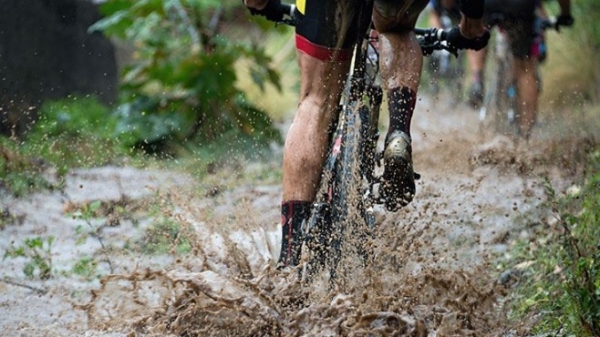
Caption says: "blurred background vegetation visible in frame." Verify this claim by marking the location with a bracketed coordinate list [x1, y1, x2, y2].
[0, 0, 298, 195]
[89, 0, 295, 154]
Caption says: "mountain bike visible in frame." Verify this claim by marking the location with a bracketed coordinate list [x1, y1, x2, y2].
[478, 16, 557, 136]
[271, 4, 458, 283]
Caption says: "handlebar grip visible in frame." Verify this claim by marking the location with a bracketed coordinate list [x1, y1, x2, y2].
[413, 28, 429, 36]
[414, 27, 448, 41]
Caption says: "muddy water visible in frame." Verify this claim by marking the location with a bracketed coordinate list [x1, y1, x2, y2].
[1, 94, 593, 336]
[81, 95, 592, 336]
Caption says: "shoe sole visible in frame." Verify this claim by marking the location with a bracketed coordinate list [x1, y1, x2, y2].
[382, 134, 415, 211]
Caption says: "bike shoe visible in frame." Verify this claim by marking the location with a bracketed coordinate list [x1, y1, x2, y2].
[468, 81, 484, 109]
[380, 131, 415, 211]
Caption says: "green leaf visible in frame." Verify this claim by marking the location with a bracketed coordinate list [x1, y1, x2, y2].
[23, 262, 35, 279]
[88, 10, 132, 39]
[25, 237, 44, 249]
[89, 201, 102, 214]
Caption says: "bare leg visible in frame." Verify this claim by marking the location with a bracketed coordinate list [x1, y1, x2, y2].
[372, 8, 423, 209]
[513, 57, 538, 139]
[277, 52, 350, 268]
[282, 52, 350, 201]
[467, 48, 487, 84]
[378, 31, 423, 96]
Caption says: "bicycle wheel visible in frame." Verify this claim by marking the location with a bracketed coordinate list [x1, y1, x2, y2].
[492, 55, 516, 135]
[479, 30, 517, 137]
[328, 103, 373, 281]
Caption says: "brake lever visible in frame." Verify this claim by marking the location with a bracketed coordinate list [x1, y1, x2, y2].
[445, 43, 459, 57]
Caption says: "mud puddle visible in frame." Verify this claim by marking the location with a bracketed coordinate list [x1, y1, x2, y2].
[0, 93, 594, 336]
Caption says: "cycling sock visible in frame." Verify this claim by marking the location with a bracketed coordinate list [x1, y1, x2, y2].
[387, 87, 416, 140]
[277, 200, 311, 268]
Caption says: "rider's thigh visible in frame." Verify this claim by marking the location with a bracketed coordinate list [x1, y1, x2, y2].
[484, 0, 535, 59]
[505, 19, 535, 60]
[373, 0, 429, 32]
[294, 0, 360, 118]
[296, 51, 350, 119]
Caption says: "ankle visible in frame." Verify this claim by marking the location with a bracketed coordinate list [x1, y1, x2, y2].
[387, 87, 416, 138]
[278, 200, 311, 268]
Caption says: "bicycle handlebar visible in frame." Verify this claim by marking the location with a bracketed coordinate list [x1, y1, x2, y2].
[272, 5, 459, 56]
[413, 28, 458, 56]
[278, 3, 298, 26]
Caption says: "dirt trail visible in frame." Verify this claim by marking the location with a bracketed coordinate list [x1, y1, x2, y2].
[0, 93, 591, 336]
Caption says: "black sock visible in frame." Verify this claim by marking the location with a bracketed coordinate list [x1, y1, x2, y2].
[278, 200, 311, 268]
[387, 87, 416, 140]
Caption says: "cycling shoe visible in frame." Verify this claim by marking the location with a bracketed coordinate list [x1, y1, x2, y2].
[380, 131, 416, 211]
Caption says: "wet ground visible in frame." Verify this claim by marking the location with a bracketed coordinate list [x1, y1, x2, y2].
[0, 93, 594, 336]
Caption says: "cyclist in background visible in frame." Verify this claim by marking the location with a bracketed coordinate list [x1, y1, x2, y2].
[426, 0, 466, 100]
[428, 0, 486, 107]
[243, 0, 489, 268]
[429, 0, 572, 114]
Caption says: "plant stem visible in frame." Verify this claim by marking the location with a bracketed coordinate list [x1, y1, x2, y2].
[1, 277, 47, 295]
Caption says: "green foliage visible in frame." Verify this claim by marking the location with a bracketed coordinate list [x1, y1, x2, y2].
[137, 216, 192, 255]
[0, 137, 55, 197]
[72, 257, 99, 280]
[508, 150, 600, 336]
[27, 97, 134, 175]
[91, 0, 283, 153]
[541, 0, 600, 105]
[68, 200, 115, 273]
[4, 236, 55, 280]
[0, 96, 139, 196]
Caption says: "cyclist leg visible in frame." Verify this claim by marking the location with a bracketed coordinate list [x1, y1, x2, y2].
[277, 0, 368, 268]
[486, 0, 537, 139]
[505, 17, 537, 139]
[466, 47, 487, 108]
[372, 0, 428, 210]
[374, 0, 486, 209]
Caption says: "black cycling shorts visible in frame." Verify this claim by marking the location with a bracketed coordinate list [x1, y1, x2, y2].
[294, 0, 428, 62]
[484, 0, 536, 59]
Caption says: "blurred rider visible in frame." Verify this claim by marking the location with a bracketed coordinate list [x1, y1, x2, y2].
[475, 0, 573, 137]
[429, 0, 573, 117]
[428, 0, 486, 106]
[243, 0, 489, 268]
[426, 0, 465, 98]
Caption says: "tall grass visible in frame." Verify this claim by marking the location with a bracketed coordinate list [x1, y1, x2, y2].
[506, 149, 600, 335]
[539, 0, 600, 110]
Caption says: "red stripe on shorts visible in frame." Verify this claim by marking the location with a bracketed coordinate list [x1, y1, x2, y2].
[295, 34, 353, 62]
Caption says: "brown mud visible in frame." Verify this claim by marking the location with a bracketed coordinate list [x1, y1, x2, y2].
[0, 93, 596, 336]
